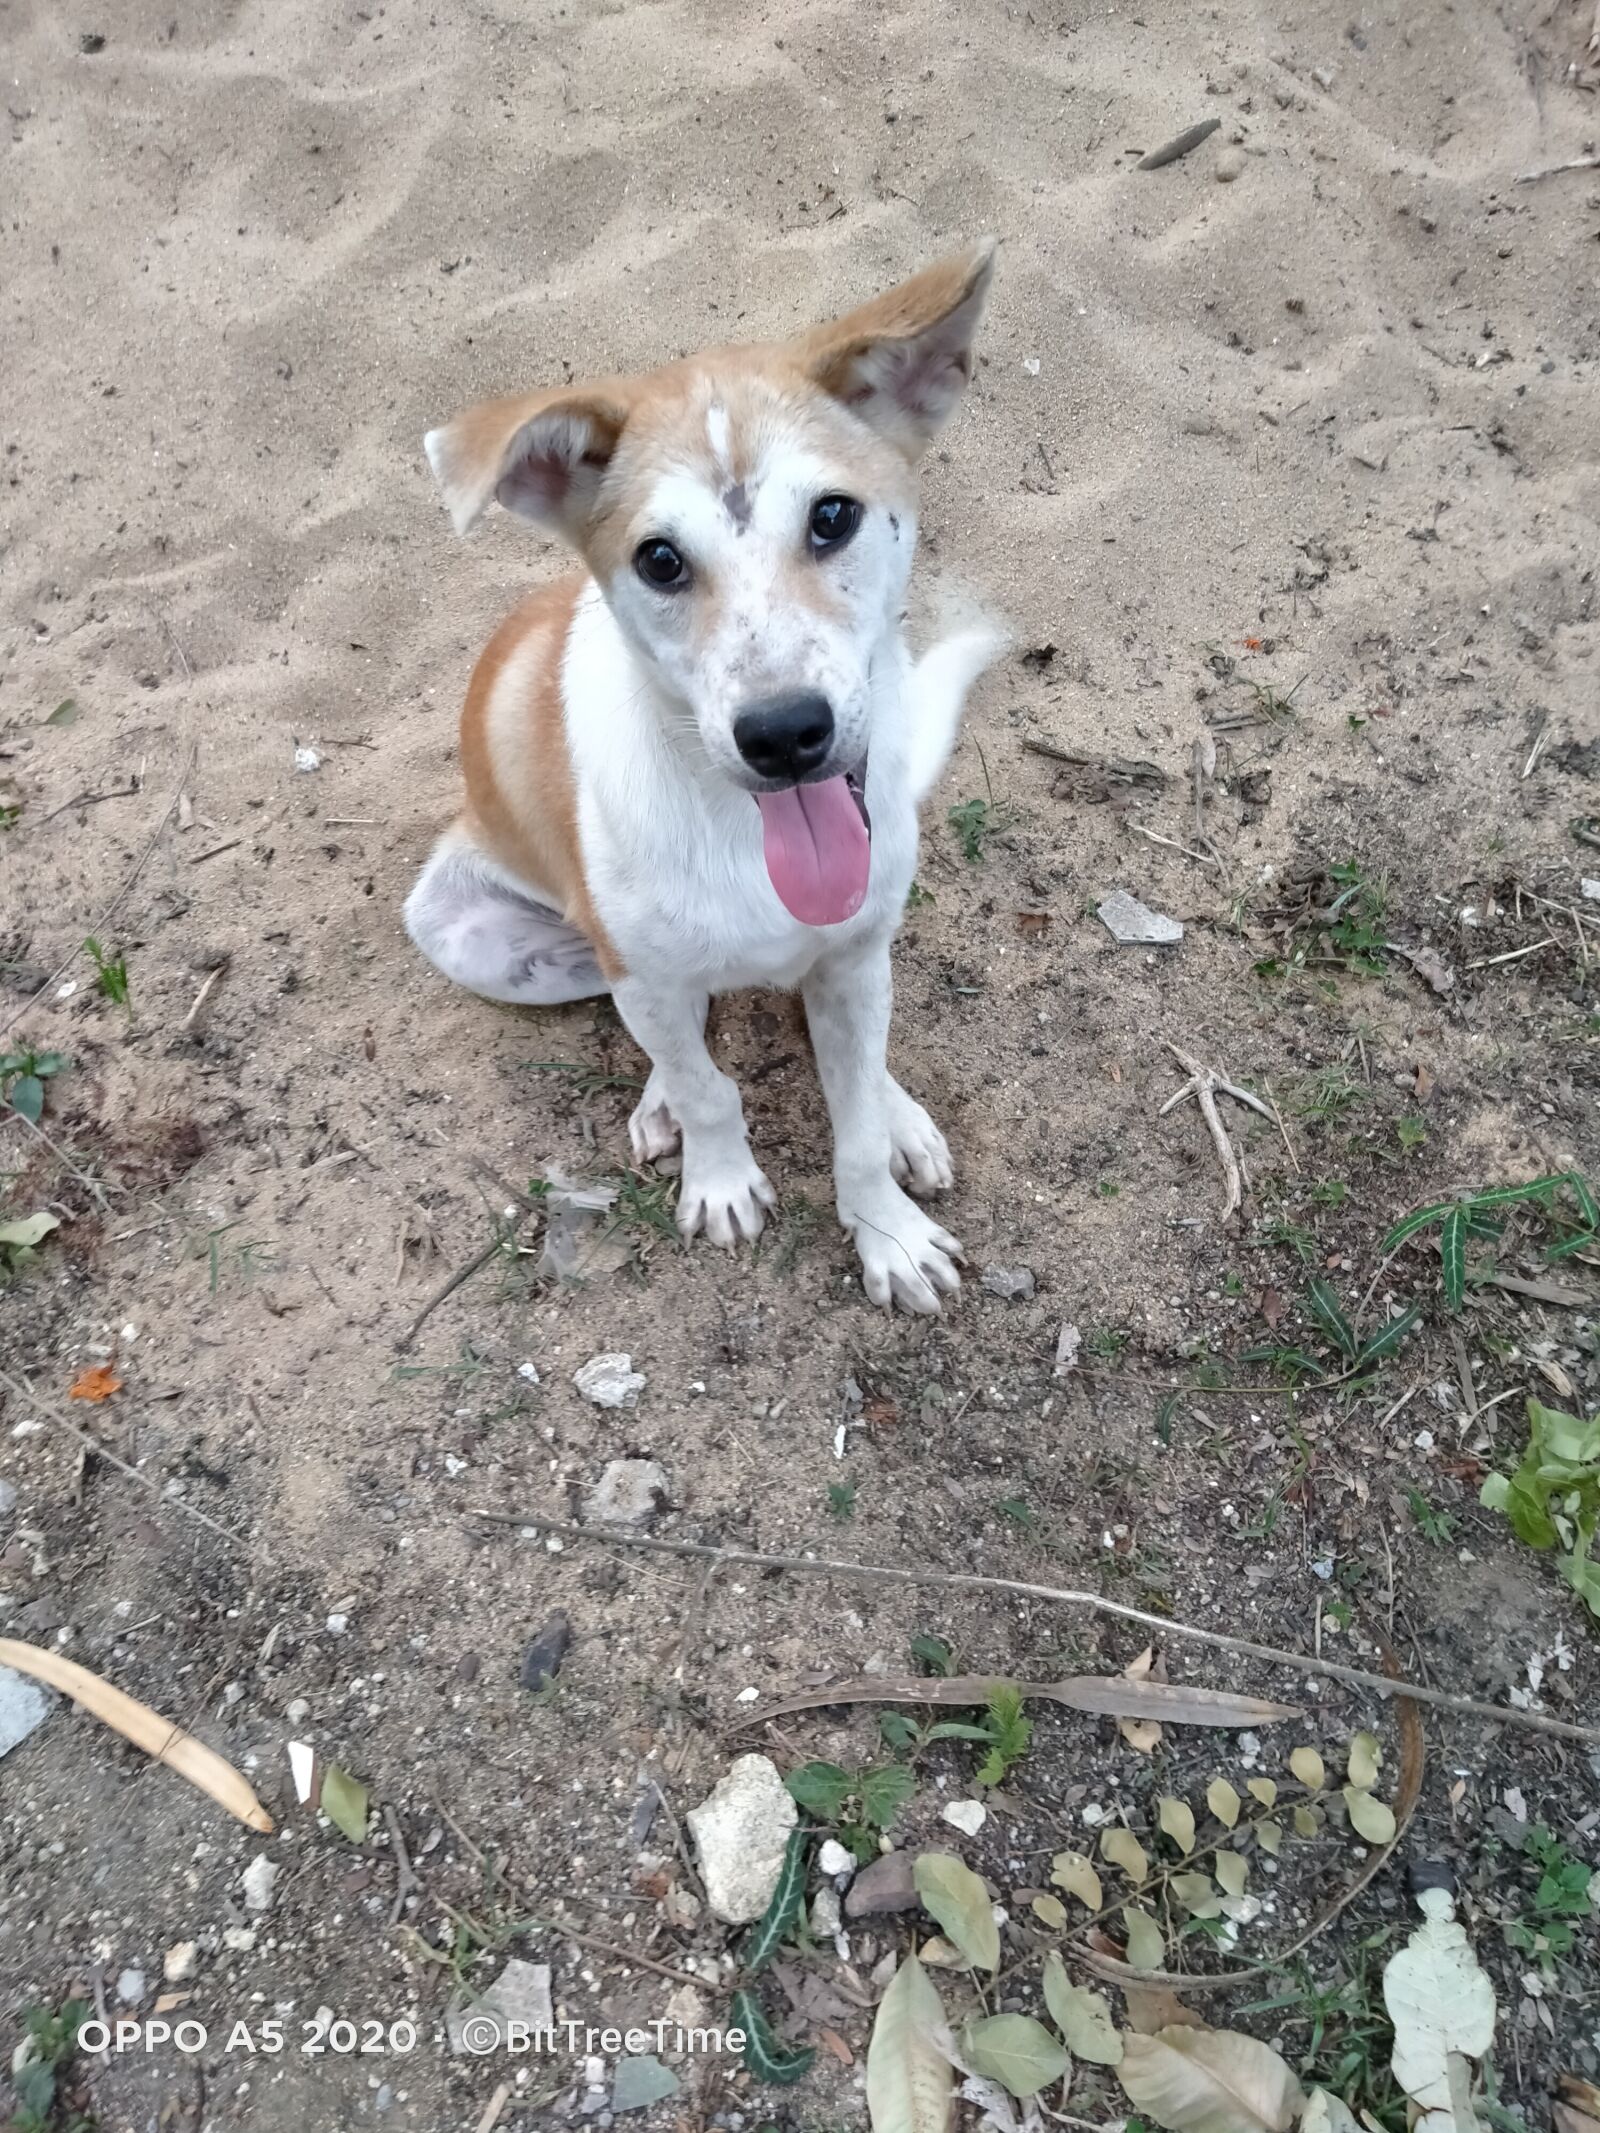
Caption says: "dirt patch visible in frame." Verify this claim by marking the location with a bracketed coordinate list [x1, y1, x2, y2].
[3, 0, 1599, 2129]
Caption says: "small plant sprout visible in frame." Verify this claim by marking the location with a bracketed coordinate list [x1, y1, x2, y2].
[84, 935, 130, 1007]
[0, 1049, 67, 1125]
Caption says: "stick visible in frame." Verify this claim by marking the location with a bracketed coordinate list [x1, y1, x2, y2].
[1467, 937, 1555, 970]
[0, 743, 197, 1040]
[385, 1804, 420, 1926]
[467, 1515, 1600, 1746]
[1126, 823, 1219, 868]
[181, 961, 227, 1033]
[1137, 117, 1221, 169]
[0, 1637, 273, 1830]
[0, 1364, 245, 1550]
[395, 1235, 507, 1351]
[473, 2082, 511, 2133]
[1515, 154, 1600, 182]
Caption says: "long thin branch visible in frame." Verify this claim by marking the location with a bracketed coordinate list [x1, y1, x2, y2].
[0, 1364, 244, 1551]
[1, 743, 198, 1040]
[466, 1515, 1600, 1747]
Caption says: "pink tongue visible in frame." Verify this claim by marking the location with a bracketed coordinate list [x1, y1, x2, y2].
[755, 777, 870, 927]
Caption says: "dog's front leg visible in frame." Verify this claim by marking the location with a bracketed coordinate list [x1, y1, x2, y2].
[611, 978, 775, 1247]
[803, 933, 963, 1314]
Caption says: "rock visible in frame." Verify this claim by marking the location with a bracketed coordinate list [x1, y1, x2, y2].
[844, 1849, 924, 1919]
[942, 1799, 988, 1836]
[222, 1926, 256, 1952]
[240, 1855, 279, 1914]
[612, 2055, 681, 2112]
[810, 1886, 844, 1940]
[284, 1697, 311, 1723]
[1582, 878, 1600, 903]
[0, 1479, 18, 1518]
[574, 1353, 647, 1408]
[0, 1665, 53, 1761]
[981, 1265, 1036, 1301]
[1215, 146, 1246, 181]
[1097, 890, 1183, 946]
[818, 1837, 856, 1879]
[588, 1459, 668, 1526]
[661, 1885, 702, 1931]
[447, 1957, 552, 2051]
[163, 1942, 198, 1984]
[687, 1754, 798, 1923]
[519, 1610, 571, 1693]
[293, 745, 322, 773]
[1054, 1323, 1082, 1376]
[116, 1968, 146, 2005]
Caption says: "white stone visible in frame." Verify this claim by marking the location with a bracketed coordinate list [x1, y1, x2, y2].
[447, 1958, 552, 2052]
[574, 1353, 647, 1408]
[116, 1969, 146, 2005]
[293, 745, 322, 773]
[1097, 890, 1183, 945]
[163, 1942, 199, 1983]
[941, 1799, 988, 1836]
[240, 1854, 279, 1914]
[0, 1666, 53, 1761]
[687, 1754, 798, 1923]
[818, 1837, 856, 1879]
[588, 1459, 668, 1525]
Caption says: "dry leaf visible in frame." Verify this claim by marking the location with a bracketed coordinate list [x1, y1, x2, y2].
[1247, 1778, 1277, 1809]
[1031, 1894, 1068, 1930]
[0, 1637, 271, 1831]
[1158, 1797, 1197, 1855]
[1213, 1852, 1248, 1900]
[1117, 2025, 1305, 2133]
[1101, 1827, 1149, 1881]
[1553, 2109, 1600, 2133]
[914, 1854, 999, 1972]
[1383, 1887, 1496, 2119]
[1207, 1779, 1242, 1830]
[820, 2027, 855, 2067]
[919, 1937, 965, 1968]
[961, 2015, 1070, 2100]
[1301, 2092, 1363, 2132]
[68, 1364, 122, 1404]
[1289, 1747, 1325, 1790]
[1120, 1717, 1164, 1754]
[1347, 1732, 1382, 1788]
[1051, 1851, 1103, 1910]
[1343, 1788, 1397, 1846]
[1122, 1907, 1165, 1971]
[1123, 1987, 1204, 2035]
[866, 1954, 954, 2133]
[1041, 1955, 1122, 2067]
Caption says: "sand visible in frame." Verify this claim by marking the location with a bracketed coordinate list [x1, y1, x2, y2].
[3, 0, 1599, 2124]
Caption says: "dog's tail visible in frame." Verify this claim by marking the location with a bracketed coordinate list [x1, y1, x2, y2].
[906, 624, 1009, 807]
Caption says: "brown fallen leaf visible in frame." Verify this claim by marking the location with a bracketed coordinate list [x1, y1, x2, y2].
[734, 1670, 1298, 1733]
[1553, 2107, 1600, 2133]
[68, 1364, 122, 1404]
[818, 2026, 854, 2067]
[1259, 1288, 1286, 1329]
[1119, 1644, 1165, 1753]
[0, 1638, 273, 1831]
[1119, 2025, 1304, 2133]
[1124, 1984, 1206, 2034]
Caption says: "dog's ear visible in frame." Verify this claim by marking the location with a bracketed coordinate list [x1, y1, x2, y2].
[424, 385, 632, 538]
[796, 240, 995, 458]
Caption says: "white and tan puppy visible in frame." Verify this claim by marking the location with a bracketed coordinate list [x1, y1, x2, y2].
[406, 243, 1002, 1313]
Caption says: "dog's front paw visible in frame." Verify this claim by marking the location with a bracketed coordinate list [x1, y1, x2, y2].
[842, 1182, 963, 1314]
[886, 1082, 954, 1197]
[678, 1146, 777, 1248]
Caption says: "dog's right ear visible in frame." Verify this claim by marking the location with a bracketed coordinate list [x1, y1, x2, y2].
[423, 385, 631, 538]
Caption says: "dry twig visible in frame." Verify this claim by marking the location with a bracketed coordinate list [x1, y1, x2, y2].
[1159, 1043, 1274, 1218]
[467, 1515, 1600, 1747]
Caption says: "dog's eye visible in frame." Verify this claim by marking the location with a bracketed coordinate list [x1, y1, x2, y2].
[635, 538, 689, 589]
[809, 494, 861, 552]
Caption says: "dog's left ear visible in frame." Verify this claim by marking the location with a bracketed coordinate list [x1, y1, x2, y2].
[797, 239, 995, 459]
[424, 383, 632, 538]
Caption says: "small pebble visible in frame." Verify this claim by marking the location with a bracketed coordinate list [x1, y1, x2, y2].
[1215, 147, 1246, 182]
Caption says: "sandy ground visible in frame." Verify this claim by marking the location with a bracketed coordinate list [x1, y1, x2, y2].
[3, 1, 1600, 2128]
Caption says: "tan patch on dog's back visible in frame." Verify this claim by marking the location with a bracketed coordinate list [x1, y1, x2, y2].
[458, 575, 624, 980]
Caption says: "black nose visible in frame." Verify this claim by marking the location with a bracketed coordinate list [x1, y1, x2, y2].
[732, 691, 835, 782]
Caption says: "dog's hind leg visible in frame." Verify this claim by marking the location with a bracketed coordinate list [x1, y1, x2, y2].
[404, 827, 608, 1006]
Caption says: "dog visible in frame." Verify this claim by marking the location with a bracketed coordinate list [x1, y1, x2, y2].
[405, 242, 1002, 1313]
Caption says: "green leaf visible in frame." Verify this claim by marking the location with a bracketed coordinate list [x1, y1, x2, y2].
[880, 1711, 920, 1754]
[319, 1764, 369, 1843]
[1206, 1778, 1242, 1829]
[922, 1721, 996, 1744]
[45, 697, 81, 727]
[1158, 1796, 1197, 1855]
[910, 1632, 955, 1675]
[962, 2015, 1071, 2098]
[1122, 1907, 1165, 1971]
[913, 1851, 999, 1971]
[0, 1210, 61, 1249]
[1566, 1171, 1599, 1229]
[1378, 1202, 1453, 1255]
[743, 1829, 810, 1973]
[1042, 1954, 1123, 2066]
[1343, 1788, 1396, 1845]
[860, 1764, 915, 1832]
[1439, 1205, 1466, 1311]
[1306, 1277, 1357, 1360]
[1355, 1303, 1422, 1369]
[1547, 1229, 1598, 1262]
[975, 1682, 1031, 1785]
[8, 1074, 44, 1124]
[732, 1989, 814, 2087]
[1171, 1871, 1222, 1919]
[785, 1761, 851, 1820]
